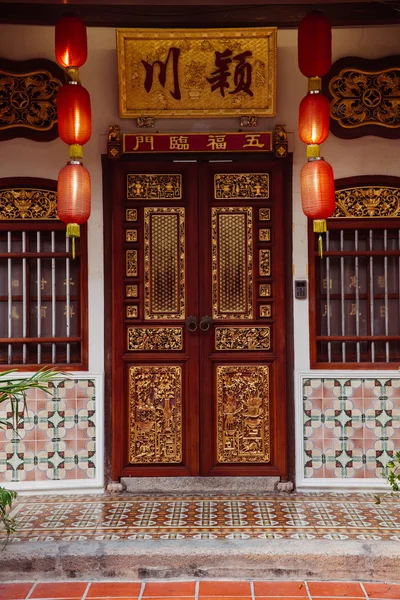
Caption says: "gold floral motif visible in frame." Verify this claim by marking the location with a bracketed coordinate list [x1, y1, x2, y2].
[126, 229, 138, 242]
[126, 250, 138, 277]
[217, 365, 269, 463]
[259, 208, 271, 221]
[144, 207, 185, 320]
[117, 28, 276, 118]
[259, 284, 271, 297]
[129, 365, 182, 463]
[127, 327, 183, 351]
[259, 249, 271, 276]
[126, 306, 138, 318]
[214, 174, 269, 199]
[0, 188, 57, 220]
[259, 228, 270, 241]
[260, 305, 271, 318]
[215, 327, 270, 350]
[0, 69, 62, 132]
[126, 284, 138, 298]
[127, 174, 182, 200]
[332, 186, 400, 218]
[329, 67, 400, 129]
[126, 209, 138, 221]
[212, 207, 253, 320]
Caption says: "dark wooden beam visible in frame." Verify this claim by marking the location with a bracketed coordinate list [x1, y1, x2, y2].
[1, 1, 400, 28]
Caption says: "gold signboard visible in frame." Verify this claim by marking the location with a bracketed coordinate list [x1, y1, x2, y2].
[116, 27, 277, 118]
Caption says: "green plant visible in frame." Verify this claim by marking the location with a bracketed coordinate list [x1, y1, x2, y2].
[375, 451, 400, 504]
[0, 368, 61, 544]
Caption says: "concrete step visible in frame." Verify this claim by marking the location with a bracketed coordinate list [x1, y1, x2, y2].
[120, 476, 281, 493]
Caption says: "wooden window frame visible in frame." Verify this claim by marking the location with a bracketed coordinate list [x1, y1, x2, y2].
[309, 175, 400, 370]
[0, 177, 88, 372]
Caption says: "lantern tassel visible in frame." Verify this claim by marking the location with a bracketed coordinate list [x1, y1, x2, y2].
[313, 219, 327, 259]
[66, 223, 80, 260]
[318, 234, 323, 258]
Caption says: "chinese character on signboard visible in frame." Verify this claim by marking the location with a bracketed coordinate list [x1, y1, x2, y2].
[116, 28, 276, 118]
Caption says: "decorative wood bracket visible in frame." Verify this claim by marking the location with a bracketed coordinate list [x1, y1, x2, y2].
[274, 124, 288, 157]
[107, 125, 121, 159]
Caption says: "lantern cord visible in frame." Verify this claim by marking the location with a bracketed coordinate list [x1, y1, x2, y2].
[318, 234, 323, 258]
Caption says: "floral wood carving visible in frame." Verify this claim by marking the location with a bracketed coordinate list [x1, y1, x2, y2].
[0, 188, 58, 220]
[127, 327, 183, 351]
[332, 186, 400, 218]
[323, 55, 400, 139]
[215, 327, 271, 351]
[0, 58, 65, 141]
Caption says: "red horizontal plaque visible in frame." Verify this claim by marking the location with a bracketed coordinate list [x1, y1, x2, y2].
[122, 132, 272, 153]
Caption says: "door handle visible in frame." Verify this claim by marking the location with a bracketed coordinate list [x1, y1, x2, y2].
[185, 315, 198, 332]
[200, 315, 213, 332]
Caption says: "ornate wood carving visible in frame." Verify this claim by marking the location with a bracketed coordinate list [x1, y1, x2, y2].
[126, 229, 138, 242]
[0, 58, 65, 142]
[274, 124, 288, 157]
[212, 206, 253, 320]
[214, 173, 269, 199]
[129, 365, 182, 463]
[126, 285, 138, 298]
[215, 327, 270, 350]
[127, 327, 183, 351]
[324, 56, 400, 139]
[259, 208, 271, 221]
[217, 365, 270, 463]
[332, 186, 400, 218]
[260, 305, 271, 317]
[144, 207, 185, 320]
[126, 209, 138, 222]
[259, 284, 271, 297]
[259, 249, 271, 276]
[126, 250, 138, 277]
[126, 306, 138, 318]
[127, 174, 182, 200]
[259, 228, 270, 241]
[0, 187, 58, 220]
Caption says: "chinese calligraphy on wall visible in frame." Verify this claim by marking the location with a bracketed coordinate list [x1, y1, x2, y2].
[117, 28, 277, 118]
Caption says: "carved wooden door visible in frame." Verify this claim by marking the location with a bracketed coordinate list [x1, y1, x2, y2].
[110, 159, 288, 479]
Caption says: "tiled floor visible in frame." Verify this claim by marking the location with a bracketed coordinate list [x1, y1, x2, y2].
[1, 580, 400, 600]
[1, 491, 399, 543]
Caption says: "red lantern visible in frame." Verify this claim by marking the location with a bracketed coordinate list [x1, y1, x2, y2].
[57, 161, 91, 257]
[300, 158, 335, 225]
[298, 11, 332, 78]
[55, 15, 87, 69]
[299, 92, 330, 146]
[56, 82, 92, 147]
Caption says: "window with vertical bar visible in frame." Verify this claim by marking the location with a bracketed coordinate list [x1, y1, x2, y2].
[309, 178, 400, 369]
[0, 180, 87, 371]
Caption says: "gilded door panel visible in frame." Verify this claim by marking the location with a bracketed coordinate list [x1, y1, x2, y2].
[129, 365, 182, 463]
[216, 365, 270, 463]
[212, 207, 253, 320]
[144, 207, 185, 320]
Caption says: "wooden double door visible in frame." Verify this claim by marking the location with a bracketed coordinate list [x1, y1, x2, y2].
[109, 157, 289, 479]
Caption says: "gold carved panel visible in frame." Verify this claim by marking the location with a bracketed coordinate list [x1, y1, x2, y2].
[215, 327, 270, 350]
[212, 207, 253, 320]
[126, 229, 138, 242]
[0, 58, 63, 141]
[260, 305, 271, 318]
[117, 27, 276, 118]
[259, 249, 271, 276]
[259, 284, 271, 297]
[214, 174, 269, 199]
[259, 228, 270, 241]
[332, 186, 400, 218]
[259, 208, 271, 221]
[129, 365, 182, 463]
[126, 284, 138, 298]
[127, 174, 182, 200]
[126, 209, 138, 221]
[217, 365, 270, 463]
[0, 188, 57, 220]
[126, 306, 138, 318]
[126, 250, 138, 277]
[144, 207, 185, 320]
[127, 327, 183, 351]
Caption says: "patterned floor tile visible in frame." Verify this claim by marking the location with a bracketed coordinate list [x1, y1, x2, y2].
[1, 492, 399, 543]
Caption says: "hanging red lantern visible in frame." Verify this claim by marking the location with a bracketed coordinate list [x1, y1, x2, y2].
[298, 11, 332, 78]
[299, 91, 330, 151]
[300, 157, 335, 224]
[57, 161, 91, 258]
[56, 82, 92, 157]
[55, 15, 87, 70]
